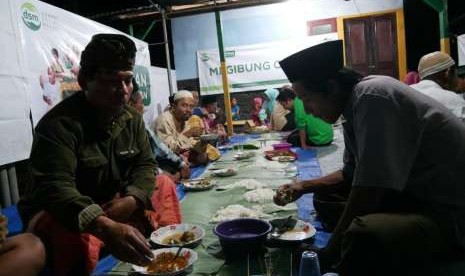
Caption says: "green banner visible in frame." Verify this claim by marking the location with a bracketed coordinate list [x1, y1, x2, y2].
[134, 65, 151, 106]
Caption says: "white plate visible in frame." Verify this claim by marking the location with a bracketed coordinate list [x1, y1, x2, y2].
[132, 248, 197, 275]
[233, 152, 255, 160]
[218, 145, 233, 150]
[272, 220, 316, 241]
[247, 127, 269, 134]
[208, 165, 228, 170]
[182, 179, 215, 191]
[212, 168, 238, 177]
[150, 224, 205, 248]
[271, 156, 296, 162]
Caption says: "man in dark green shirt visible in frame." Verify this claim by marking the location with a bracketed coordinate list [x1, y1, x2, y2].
[19, 34, 156, 274]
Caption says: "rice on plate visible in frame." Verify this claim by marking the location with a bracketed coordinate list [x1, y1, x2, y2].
[210, 204, 271, 223]
[244, 188, 275, 203]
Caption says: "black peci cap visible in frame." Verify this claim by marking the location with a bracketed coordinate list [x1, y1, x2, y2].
[279, 40, 344, 83]
[201, 95, 217, 106]
[80, 33, 137, 73]
[276, 88, 296, 102]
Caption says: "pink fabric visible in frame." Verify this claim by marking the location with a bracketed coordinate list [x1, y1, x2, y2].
[31, 174, 181, 275]
[251, 97, 263, 125]
[146, 174, 182, 229]
[404, 71, 420, 85]
[250, 111, 261, 125]
[33, 212, 103, 275]
[201, 115, 216, 133]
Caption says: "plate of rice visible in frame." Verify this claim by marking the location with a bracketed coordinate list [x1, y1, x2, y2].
[212, 168, 238, 177]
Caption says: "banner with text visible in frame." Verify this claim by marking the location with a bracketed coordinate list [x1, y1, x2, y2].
[459, 34, 465, 66]
[12, 0, 151, 126]
[0, 0, 154, 165]
[197, 33, 338, 95]
[146, 66, 177, 128]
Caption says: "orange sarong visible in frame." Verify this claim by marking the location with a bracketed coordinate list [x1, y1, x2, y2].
[30, 174, 181, 275]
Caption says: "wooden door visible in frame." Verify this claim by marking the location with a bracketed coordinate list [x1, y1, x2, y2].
[344, 17, 371, 76]
[344, 13, 398, 78]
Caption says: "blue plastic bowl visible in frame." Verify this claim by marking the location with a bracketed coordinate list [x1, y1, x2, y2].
[213, 218, 272, 259]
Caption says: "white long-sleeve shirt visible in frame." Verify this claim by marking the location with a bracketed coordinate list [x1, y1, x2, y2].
[411, 80, 465, 118]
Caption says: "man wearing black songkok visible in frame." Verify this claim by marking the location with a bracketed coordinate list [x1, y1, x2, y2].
[274, 40, 465, 275]
[19, 34, 156, 274]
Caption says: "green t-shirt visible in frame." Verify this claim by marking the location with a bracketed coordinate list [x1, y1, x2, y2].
[294, 98, 333, 145]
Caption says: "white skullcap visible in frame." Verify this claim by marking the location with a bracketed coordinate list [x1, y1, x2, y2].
[173, 90, 194, 101]
[418, 51, 455, 79]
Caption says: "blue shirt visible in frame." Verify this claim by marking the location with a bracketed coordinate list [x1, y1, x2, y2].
[231, 105, 240, 120]
[147, 128, 185, 173]
[192, 107, 204, 117]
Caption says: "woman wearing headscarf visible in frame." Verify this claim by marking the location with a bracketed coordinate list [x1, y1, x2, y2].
[259, 88, 279, 124]
[270, 86, 295, 131]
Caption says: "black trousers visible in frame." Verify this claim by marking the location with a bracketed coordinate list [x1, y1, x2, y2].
[313, 182, 463, 276]
[313, 180, 351, 232]
[286, 129, 332, 147]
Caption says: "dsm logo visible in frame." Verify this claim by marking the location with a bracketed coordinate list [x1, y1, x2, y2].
[21, 2, 41, 31]
[200, 53, 209, 62]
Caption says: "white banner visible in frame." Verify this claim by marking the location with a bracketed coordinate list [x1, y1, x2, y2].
[145, 67, 177, 128]
[0, 0, 33, 166]
[12, 0, 151, 126]
[458, 34, 465, 66]
[197, 33, 338, 95]
[0, 0, 155, 165]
